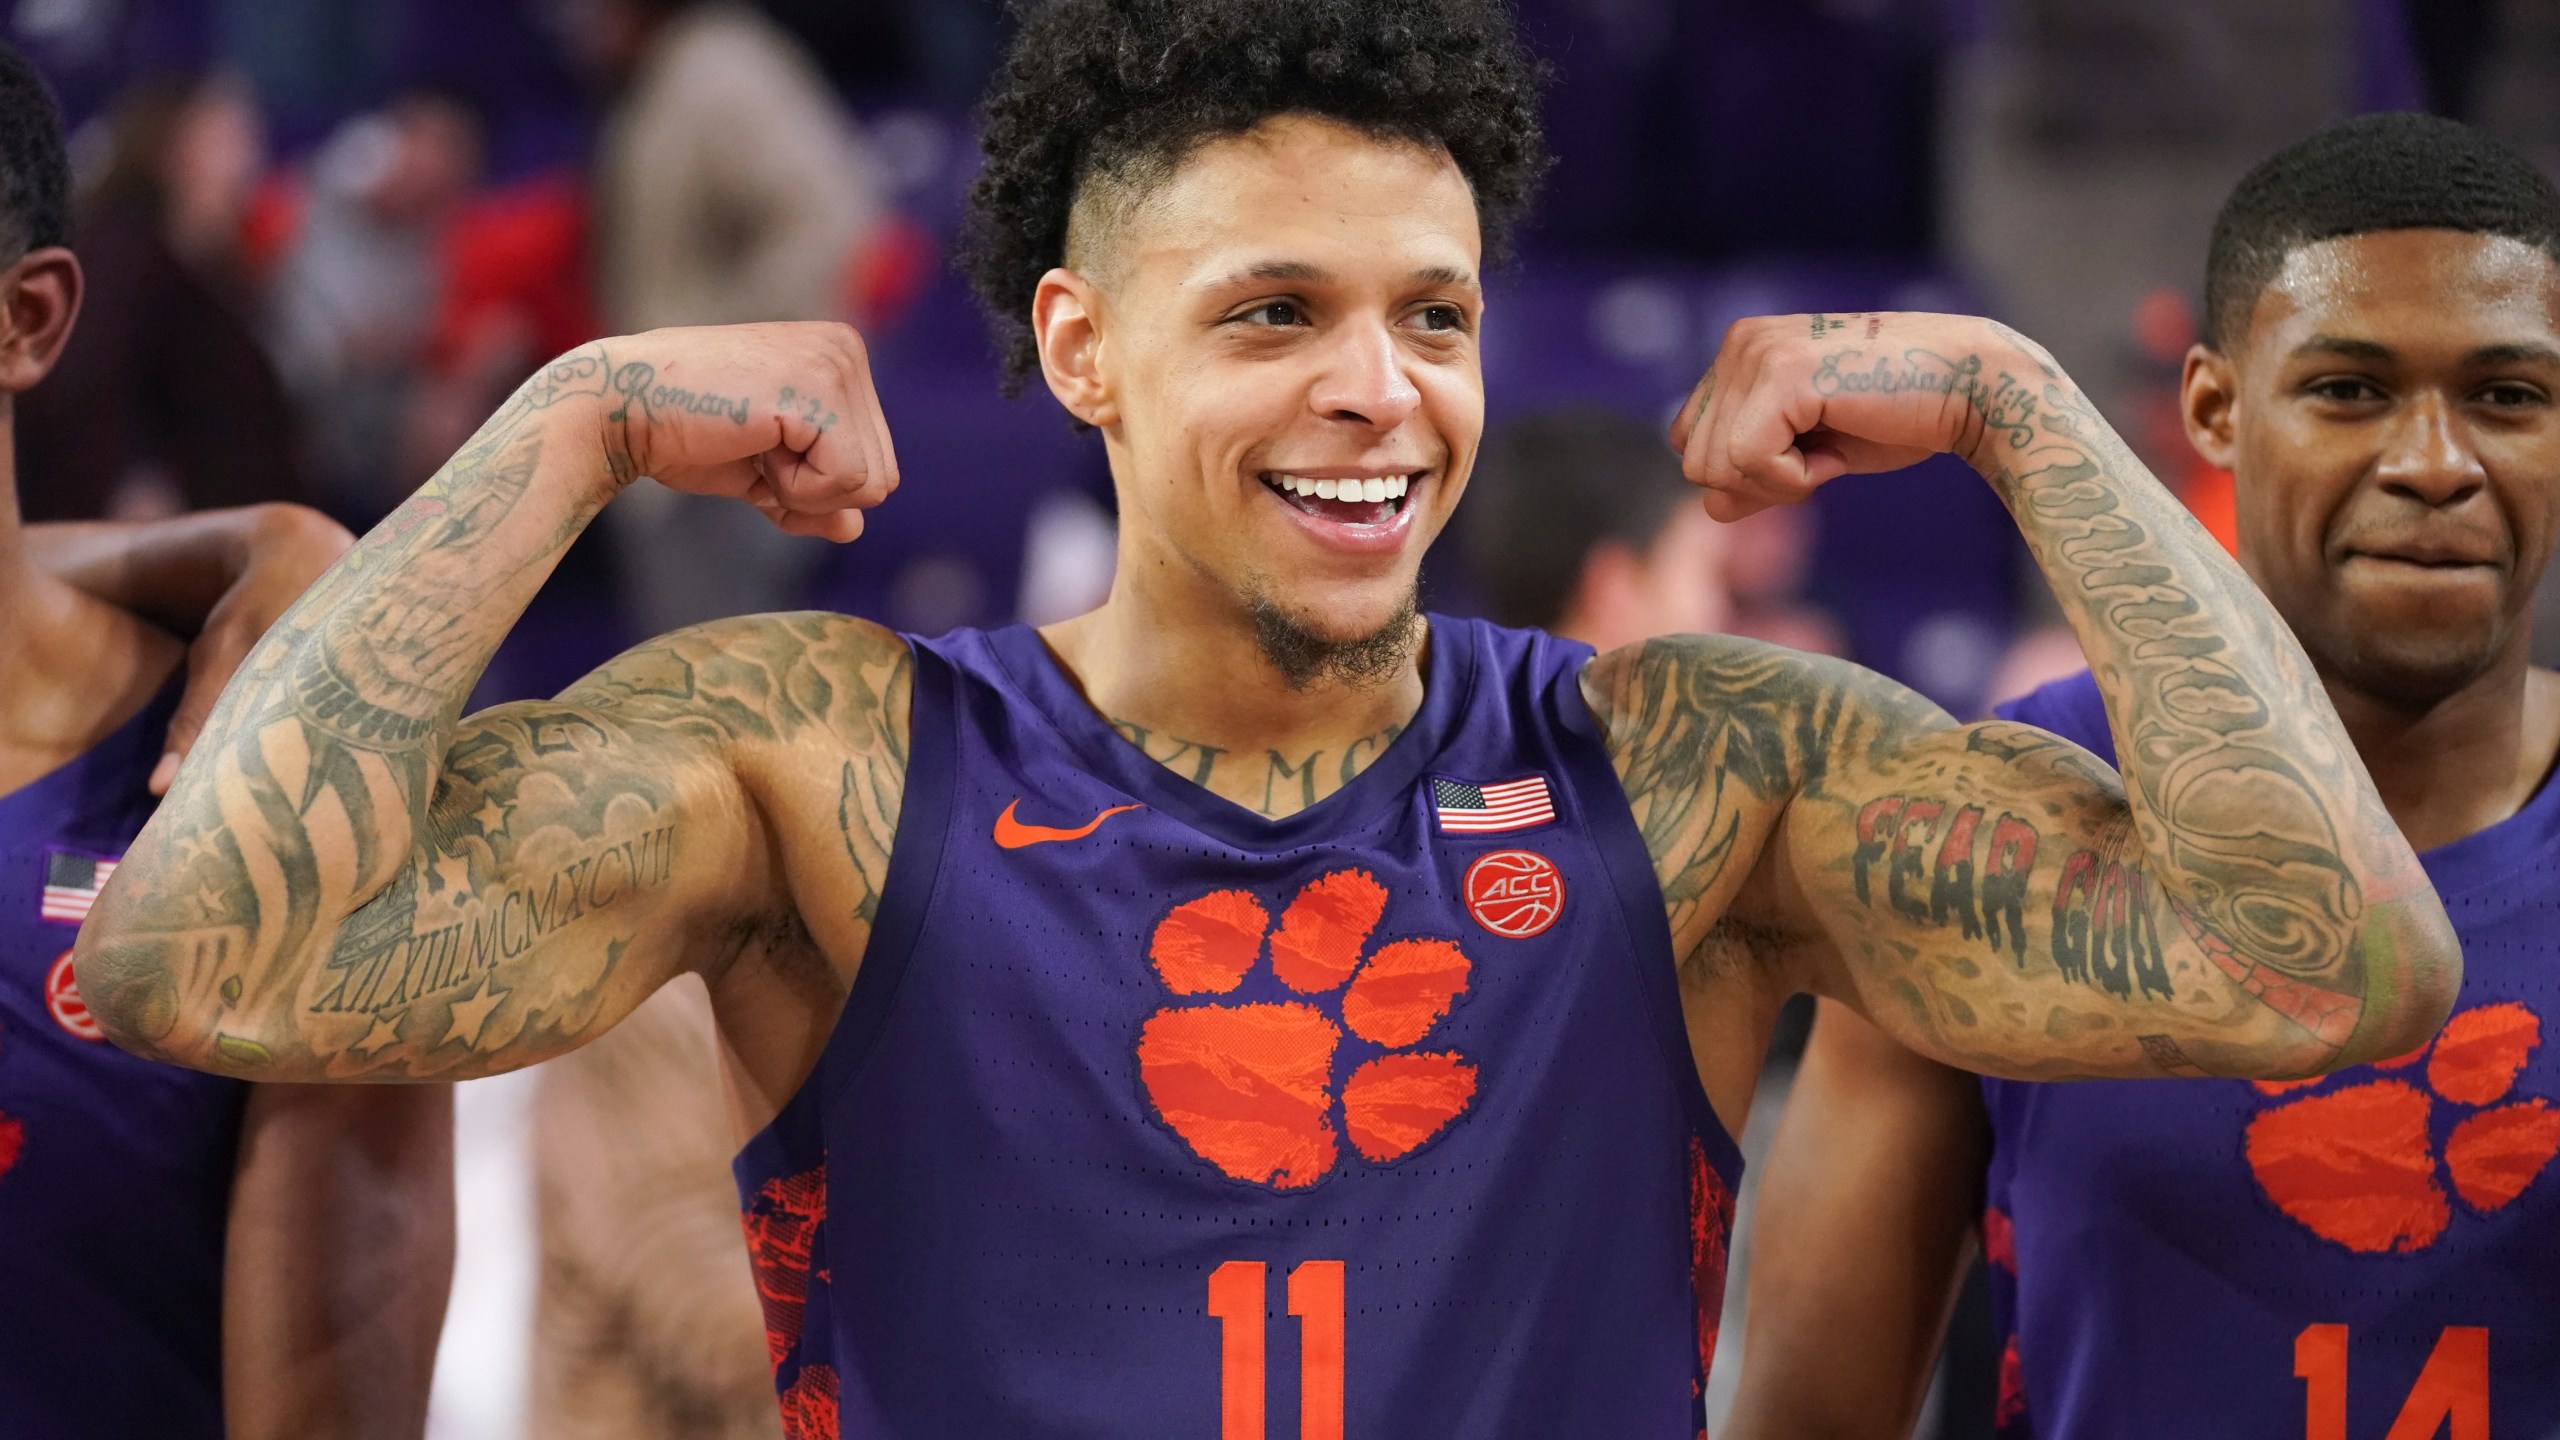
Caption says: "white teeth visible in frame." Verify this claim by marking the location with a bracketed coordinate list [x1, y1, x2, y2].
[1266, 473, 1415, 503]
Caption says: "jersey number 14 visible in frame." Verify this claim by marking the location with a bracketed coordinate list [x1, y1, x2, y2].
[2296, 1324, 2488, 1440]
[1209, 1260, 1344, 1440]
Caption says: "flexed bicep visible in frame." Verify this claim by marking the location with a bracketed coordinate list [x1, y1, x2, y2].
[81, 648, 760, 1082]
[81, 611, 907, 1083]
[289, 697, 748, 1079]
[1782, 710, 2407, 1082]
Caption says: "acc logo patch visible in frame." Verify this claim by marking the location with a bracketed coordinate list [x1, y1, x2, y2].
[1462, 850, 1564, 939]
[46, 951, 104, 1042]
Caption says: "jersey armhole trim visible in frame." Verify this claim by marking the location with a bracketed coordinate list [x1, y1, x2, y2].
[792, 633, 963, 1112]
[1550, 645, 1746, 1186]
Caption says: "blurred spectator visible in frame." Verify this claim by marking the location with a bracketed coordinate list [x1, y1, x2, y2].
[1463, 406, 1735, 648]
[530, 980, 779, 1440]
[579, 0, 880, 333]
[269, 86, 486, 521]
[17, 72, 306, 521]
[1462, 405, 1841, 656]
[568, 0, 888, 636]
[1720, 502, 1846, 660]
[407, 167, 598, 499]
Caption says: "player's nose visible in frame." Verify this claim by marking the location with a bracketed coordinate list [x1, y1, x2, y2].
[2374, 390, 2489, 508]
[1308, 319, 1422, 432]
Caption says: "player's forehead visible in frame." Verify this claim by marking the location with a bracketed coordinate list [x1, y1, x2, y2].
[1105, 115, 1484, 303]
[2246, 229, 2560, 367]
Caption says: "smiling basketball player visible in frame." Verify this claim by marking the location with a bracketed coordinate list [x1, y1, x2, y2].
[75, 4, 2459, 1436]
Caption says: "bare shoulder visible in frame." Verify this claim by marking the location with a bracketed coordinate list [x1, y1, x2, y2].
[1581, 633, 1952, 952]
[562, 610, 913, 762]
[1581, 632, 1950, 818]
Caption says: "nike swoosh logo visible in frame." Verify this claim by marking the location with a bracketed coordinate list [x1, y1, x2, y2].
[993, 798, 1144, 849]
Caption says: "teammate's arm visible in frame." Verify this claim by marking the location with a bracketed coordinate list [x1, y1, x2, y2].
[1593, 313, 2458, 1079]
[27, 503, 354, 791]
[222, 1084, 455, 1439]
[1721, 1001, 1986, 1440]
[69, 324, 904, 1081]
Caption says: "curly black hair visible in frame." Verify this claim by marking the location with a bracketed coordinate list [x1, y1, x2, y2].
[961, 0, 1550, 392]
[0, 42, 68, 260]
[2205, 112, 2560, 349]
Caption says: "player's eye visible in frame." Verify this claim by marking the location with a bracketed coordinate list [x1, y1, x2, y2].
[2475, 381, 2550, 410]
[1234, 300, 1308, 328]
[2306, 375, 2383, 404]
[1412, 303, 1470, 334]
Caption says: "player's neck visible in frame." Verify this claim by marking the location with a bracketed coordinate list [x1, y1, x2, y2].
[1039, 583, 1426, 819]
[0, 448, 182, 796]
[2324, 641, 2560, 854]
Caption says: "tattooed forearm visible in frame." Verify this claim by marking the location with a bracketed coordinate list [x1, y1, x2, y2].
[1596, 325, 2456, 1083]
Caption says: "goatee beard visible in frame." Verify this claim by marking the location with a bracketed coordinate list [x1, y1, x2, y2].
[1247, 589, 1421, 692]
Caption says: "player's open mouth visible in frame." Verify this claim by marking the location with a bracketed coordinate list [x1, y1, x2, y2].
[1259, 471, 1419, 527]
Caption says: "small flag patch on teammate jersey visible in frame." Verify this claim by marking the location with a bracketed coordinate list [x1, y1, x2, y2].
[1431, 775, 1556, 834]
[39, 848, 117, 924]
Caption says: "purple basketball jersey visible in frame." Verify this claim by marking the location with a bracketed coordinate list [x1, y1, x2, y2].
[1983, 670, 2560, 1439]
[0, 685, 248, 1437]
[733, 616, 1740, 1438]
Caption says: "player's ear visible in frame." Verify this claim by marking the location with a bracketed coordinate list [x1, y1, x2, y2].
[1034, 267, 1117, 428]
[2181, 341, 2240, 474]
[0, 246, 81, 393]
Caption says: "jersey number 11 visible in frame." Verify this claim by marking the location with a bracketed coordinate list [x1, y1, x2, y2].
[1208, 1259, 1345, 1440]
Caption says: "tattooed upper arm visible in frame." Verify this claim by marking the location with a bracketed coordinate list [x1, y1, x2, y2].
[1593, 633, 2410, 1083]
[85, 611, 911, 1082]
[1781, 702, 2371, 1082]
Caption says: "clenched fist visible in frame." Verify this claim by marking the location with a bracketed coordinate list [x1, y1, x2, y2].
[1669, 313, 2061, 521]
[564, 321, 900, 542]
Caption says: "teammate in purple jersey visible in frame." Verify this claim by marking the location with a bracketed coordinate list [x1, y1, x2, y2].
[79, 3, 2462, 1436]
[1729, 113, 2560, 1440]
[0, 47, 454, 1439]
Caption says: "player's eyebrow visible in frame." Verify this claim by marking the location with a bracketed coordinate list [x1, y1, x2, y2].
[2292, 334, 2396, 363]
[2465, 340, 2560, 367]
[1217, 260, 1332, 286]
[1211, 261, 1481, 292]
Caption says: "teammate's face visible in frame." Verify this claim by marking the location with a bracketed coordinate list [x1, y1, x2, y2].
[2189, 230, 2560, 705]
[1056, 116, 1485, 660]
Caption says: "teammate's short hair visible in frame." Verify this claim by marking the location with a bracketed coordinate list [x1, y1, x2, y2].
[0, 42, 67, 261]
[2204, 112, 2560, 349]
[962, 0, 1551, 391]
[1462, 406, 1692, 631]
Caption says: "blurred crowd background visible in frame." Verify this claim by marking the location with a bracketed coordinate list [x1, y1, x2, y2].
[11, 1, 2557, 1436]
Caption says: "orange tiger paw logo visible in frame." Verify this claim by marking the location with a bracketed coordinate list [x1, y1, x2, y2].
[1137, 869, 1478, 1190]
[2245, 1001, 2560, 1253]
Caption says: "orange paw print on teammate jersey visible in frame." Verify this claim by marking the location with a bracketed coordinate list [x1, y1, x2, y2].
[1136, 869, 1477, 1190]
[2244, 1001, 2560, 1253]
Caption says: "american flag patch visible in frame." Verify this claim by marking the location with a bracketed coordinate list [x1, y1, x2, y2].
[1431, 775, 1557, 834]
[40, 848, 117, 925]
